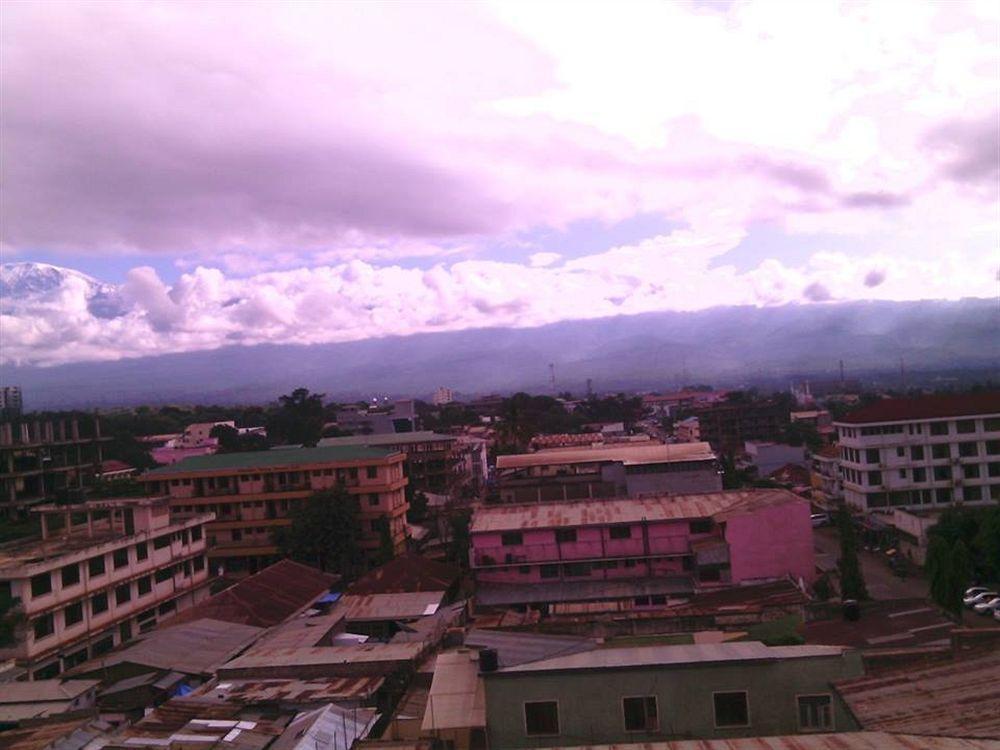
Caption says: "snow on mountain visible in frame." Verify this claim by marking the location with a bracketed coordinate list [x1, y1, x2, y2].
[0, 261, 126, 319]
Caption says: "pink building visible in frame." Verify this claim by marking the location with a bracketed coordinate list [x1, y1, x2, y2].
[470, 489, 814, 595]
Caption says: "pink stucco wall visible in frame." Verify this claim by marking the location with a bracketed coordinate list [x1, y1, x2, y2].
[724, 499, 815, 583]
[471, 497, 815, 586]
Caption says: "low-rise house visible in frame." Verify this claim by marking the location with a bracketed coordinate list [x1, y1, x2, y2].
[96, 460, 137, 482]
[674, 416, 701, 443]
[470, 490, 815, 609]
[217, 642, 428, 681]
[0, 679, 99, 724]
[142, 446, 409, 576]
[0, 497, 213, 679]
[496, 442, 721, 503]
[421, 649, 486, 750]
[483, 641, 863, 747]
[810, 444, 842, 503]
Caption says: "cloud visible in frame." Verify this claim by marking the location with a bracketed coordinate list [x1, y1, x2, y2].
[802, 282, 832, 302]
[864, 269, 887, 287]
[528, 252, 562, 267]
[925, 111, 1000, 186]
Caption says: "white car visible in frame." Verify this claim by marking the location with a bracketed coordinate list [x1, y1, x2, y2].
[973, 596, 1000, 615]
[964, 586, 991, 599]
[994, 607, 1000, 623]
[964, 590, 998, 608]
[810, 513, 830, 527]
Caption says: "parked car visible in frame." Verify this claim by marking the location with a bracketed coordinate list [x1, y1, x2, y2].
[964, 585, 991, 599]
[964, 590, 998, 608]
[994, 607, 1000, 623]
[973, 596, 1000, 615]
[811, 513, 831, 527]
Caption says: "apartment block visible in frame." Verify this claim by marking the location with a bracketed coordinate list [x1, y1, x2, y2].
[834, 392, 1000, 511]
[470, 489, 815, 593]
[0, 497, 212, 679]
[142, 446, 409, 575]
[483, 642, 862, 747]
[1, 416, 111, 518]
[693, 400, 790, 455]
[495, 442, 721, 504]
[318, 431, 466, 495]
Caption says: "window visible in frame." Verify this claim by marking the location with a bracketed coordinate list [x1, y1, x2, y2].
[115, 583, 131, 605]
[959, 442, 979, 458]
[985, 418, 1000, 432]
[190, 527, 202, 541]
[798, 694, 833, 731]
[368, 494, 380, 506]
[137, 576, 152, 596]
[30, 572, 52, 598]
[623, 695, 658, 731]
[896, 447, 905, 457]
[91, 592, 108, 615]
[61, 564, 80, 588]
[936, 488, 952, 503]
[956, 419, 976, 434]
[158, 600, 177, 616]
[714, 691, 750, 728]
[113, 548, 129, 569]
[193, 555, 206, 572]
[930, 422, 949, 436]
[933, 466, 952, 481]
[898, 469, 907, 479]
[988, 440, 1000, 455]
[562, 562, 591, 577]
[524, 701, 559, 736]
[366, 466, 378, 479]
[689, 519, 712, 534]
[231, 529, 242, 542]
[33, 613, 55, 640]
[865, 449, 880, 464]
[964, 486, 983, 501]
[989, 462, 1000, 478]
[540, 564, 559, 579]
[910, 445, 924, 461]
[64, 601, 83, 627]
[931, 444, 950, 459]
[370, 520, 381, 532]
[867, 471, 882, 486]
[964, 464, 981, 479]
[913, 467, 927, 482]
[501, 531, 523, 546]
[555, 528, 577, 544]
[155, 567, 173, 583]
[609, 525, 631, 539]
[153, 535, 170, 550]
[135, 542, 148, 561]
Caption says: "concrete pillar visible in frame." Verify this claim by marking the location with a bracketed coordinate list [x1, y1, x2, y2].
[87, 511, 94, 537]
[64, 512, 72, 536]
[40, 513, 48, 540]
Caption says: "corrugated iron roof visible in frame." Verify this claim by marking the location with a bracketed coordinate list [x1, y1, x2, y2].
[221, 643, 425, 671]
[346, 553, 461, 596]
[143, 445, 397, 477]
[835, 650, 1000, 739]
[471, 489, 802, 533]
[496, 442, 715, 470]
[162, 560, 336, 629]
[0, 679, 98, 703]
[464, 629, 597, 668]
[495, 641, 848, 674]
[532, 732, 996, 750]
[199, 676, 386, 704]
[836, 392, 1000, 424]
[421, 649, 486, 732]
[338, 591, 446, 622]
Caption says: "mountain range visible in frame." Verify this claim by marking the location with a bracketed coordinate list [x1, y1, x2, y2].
[1, 262, 998, 409]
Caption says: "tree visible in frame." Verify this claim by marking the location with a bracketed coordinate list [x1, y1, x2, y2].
[268, 388, 326, 446]
[446, 511, 471, 568]
[835, 507, 868, 600]
[974, 508, 1000, 581]
[946, 540, 973, 617]
[783, 421, 823, 453]
[0, 589, 24, 647]
[272, 487, 361, 576]
[210, 424, 270, 453]
[407, 491, 429, 524]
[375, 517, 395, 565]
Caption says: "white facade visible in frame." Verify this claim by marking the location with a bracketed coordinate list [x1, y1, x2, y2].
[432, 387, 455, 406]
[836, 412, 1000, 512]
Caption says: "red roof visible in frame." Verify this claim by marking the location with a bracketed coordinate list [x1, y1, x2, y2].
[346, 553, 461, 595]
[162, 559, 335, 628]
[836, 392, 1000, 424]
[100, 459, 134, 473]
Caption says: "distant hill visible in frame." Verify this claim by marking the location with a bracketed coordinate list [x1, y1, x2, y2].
[2, 296, 997, 409]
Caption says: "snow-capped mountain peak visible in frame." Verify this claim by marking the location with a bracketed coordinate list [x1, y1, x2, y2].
[0, 261, 125, 318]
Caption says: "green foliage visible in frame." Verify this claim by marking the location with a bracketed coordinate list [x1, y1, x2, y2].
[575, 394, 645, 430]
[267, 388, 326, 446]
[446, 511, 471, 568]
[836, 507, 869, 601]
[812, 574, 833, 601]
[272, 487, 361, 576]
[375, 517, 395, 565]
[407, 491, 429, 524]
[0, 591, 24, 648]
[783, 421, 823, 453]
[926, 506, 1000, 613]
[210, 424, 270, 453]
[416, 402, 481, 432]
[719, 453, 752, 489]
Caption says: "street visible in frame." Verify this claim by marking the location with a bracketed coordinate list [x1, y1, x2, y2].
[813, 526, 929, 600]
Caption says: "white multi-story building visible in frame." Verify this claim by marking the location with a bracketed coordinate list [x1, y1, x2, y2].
[835, 393, 1000, 512]
[432, 387, 455, 406]
[0, 497, 213, 679]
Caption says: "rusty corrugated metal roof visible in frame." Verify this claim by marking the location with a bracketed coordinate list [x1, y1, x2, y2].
[533, 733, 996, 749]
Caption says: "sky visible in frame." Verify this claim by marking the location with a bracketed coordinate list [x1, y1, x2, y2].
[1, 0, 998, 367]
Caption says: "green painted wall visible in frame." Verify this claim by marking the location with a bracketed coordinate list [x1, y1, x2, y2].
[484, 651, 862, 748]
